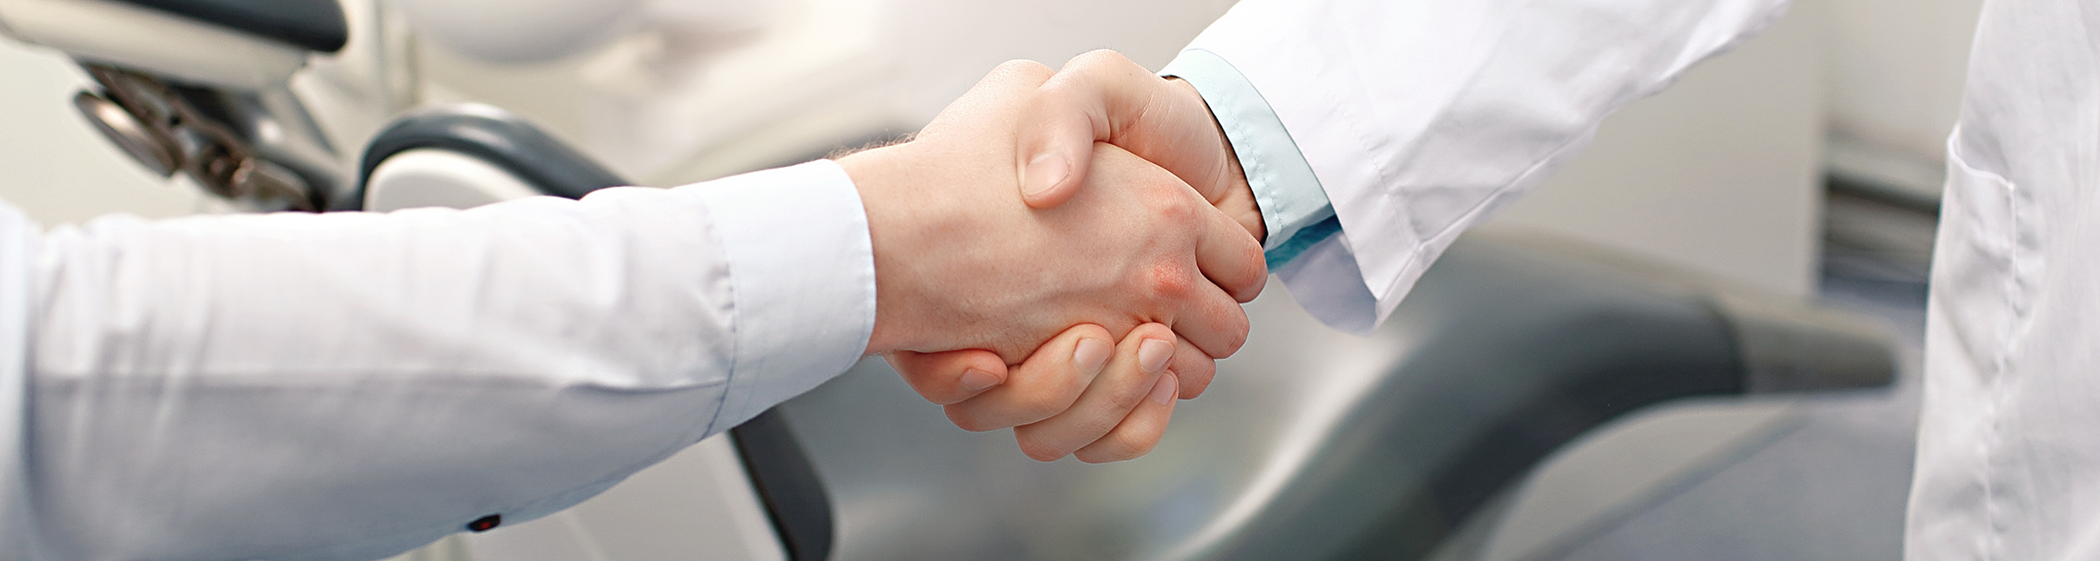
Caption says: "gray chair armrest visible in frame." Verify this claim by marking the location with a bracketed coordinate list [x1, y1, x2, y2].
[111, 0, 348, 53]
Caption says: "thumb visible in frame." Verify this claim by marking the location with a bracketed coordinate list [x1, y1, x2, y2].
[1015, 50, 1164, 209]
[1015, 82, 1104, 209]
[886, 349, 1010, 406]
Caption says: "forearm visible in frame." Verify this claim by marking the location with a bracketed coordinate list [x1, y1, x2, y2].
[33, 196, 738, 392]
[16, 162, 874, 560]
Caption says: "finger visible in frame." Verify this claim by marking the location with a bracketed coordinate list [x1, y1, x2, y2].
[1073, 372, 1179, 463]
[1162, 266, 1252, 360]
[1013, 324, 1177, 461]
[1076, 144, 1250, 360]
[1013, 88, 1100, 209]
[1194, 201, 1269, 303]
[944, 324, 1115, 432]
[886, 350, 1009, 406]
[1168, 335, 1218, 399]
[1017, 50, 1169, 209]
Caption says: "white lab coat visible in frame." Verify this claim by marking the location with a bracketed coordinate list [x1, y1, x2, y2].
[0, 161, 877, 561]
[1906, 1, 2100, 558]
[1179, 0, 2095, 558]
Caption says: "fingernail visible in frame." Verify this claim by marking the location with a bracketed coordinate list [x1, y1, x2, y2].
[1024, 153, 1068, 198]
[1150, 373, 1179, 405]
[1074, 337, 1112, 375]
[1139, 339, 1174, 373]
[960, 368, 1000, 392]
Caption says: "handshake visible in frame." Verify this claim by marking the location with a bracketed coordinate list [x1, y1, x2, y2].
[837, 51, 1270, 464]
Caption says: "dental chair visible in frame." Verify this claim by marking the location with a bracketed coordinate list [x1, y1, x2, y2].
[1, 2, 1897, 560]
[0, 0, 356, 211]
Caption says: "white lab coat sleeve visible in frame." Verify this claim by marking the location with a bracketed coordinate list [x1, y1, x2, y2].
[1182, 0, 1790, 331]
[0, 160, 875, 561]
[0, 203, 44, 559]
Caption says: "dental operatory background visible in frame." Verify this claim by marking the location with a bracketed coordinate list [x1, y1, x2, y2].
[0, 0, 1980, 559]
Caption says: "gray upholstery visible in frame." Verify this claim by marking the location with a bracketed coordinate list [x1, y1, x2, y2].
[775, 233, 1894, 561]
[112, 0, 347, 53]
[353, 105, 626, 210]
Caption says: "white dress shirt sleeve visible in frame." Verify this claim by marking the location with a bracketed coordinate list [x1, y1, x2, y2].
[0, 160, 874, 561]
[1177, 0, 1791, 331]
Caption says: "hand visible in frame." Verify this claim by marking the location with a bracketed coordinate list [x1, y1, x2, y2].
[1019, 49, 1262, 241]
[893, 322, 1185, 462]
[874, 54, 1268, 462]
[846, 60, 1260, 462]
[1011, 51, 1266, 401]
[837, 60, 1266, 365]
[891, 51, 1263, 404]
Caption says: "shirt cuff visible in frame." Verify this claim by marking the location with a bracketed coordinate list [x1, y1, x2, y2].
[1161, 48, 1339, 269]
[671, 160, 876, 433]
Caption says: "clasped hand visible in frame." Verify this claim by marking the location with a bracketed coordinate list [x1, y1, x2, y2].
[838, 52, 1262, 462]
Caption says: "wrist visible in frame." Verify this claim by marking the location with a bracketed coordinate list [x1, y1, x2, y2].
[836, 146, 919, 355]
[1165, 77, 1263, 244]
[839, 142, 993, 356]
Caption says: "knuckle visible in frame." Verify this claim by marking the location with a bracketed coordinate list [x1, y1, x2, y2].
[1226, 310, 1243, 348]
[909, 382, 966, 406]
[1079, 435, 1153, 464]
[920, 388, 963, 406]
[882, 353, 925, 375]
[1148, 261, 1197, 300]
[1074, 449, 1117, 464]
[944, 406, 1000, 432]
[897, 375, 956, 403]
[1102, 381, 1153, 413]
[1016, 433, 1069, 462]
[1237, 248, 1270, 297]
[1221, 269, 1263, 304]
[997, 58, 1052, 74]
[1010, 388, 1079, 424]
[1176, 358, 1218, 389]
[1178, 370, 1216, 399]
[993, 59, 1055, 81]
[1068, 49, 1132, 71]
[1221, 312, 1251, 356]
[1072, 323, 1115, 343]
[1034, 81, 1085, 111]
[1158, 190, 1202, 224]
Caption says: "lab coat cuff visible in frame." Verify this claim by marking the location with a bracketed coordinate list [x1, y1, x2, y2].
[673, 161, 876, 433]
[1273, 231, 1379, 334]
[1161, 48, 1335, 266]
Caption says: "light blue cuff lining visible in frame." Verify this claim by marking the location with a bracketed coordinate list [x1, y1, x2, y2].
[1159, 48, 1337, 269]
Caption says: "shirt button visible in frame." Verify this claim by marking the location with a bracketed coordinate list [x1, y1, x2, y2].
[467, 514, 502, 532]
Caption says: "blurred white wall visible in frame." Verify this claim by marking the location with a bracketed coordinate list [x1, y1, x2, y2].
[1823, 0, 1983, 199]
[1485, 0, 1828, 298]
[1826, 0, 1982, 161]
[411, 0, 1238, 185]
